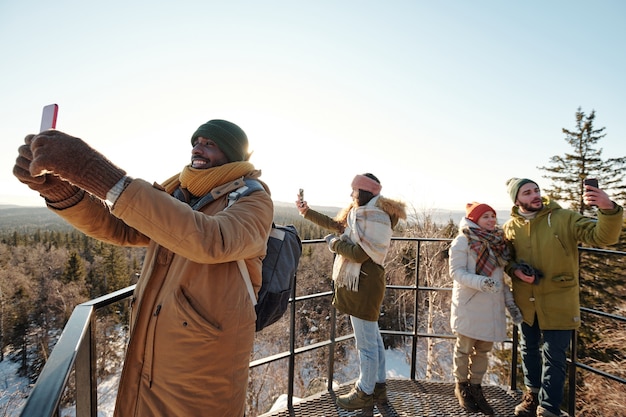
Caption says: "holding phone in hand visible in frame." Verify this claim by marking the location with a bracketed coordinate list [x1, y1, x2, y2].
[40, 104, 58, 132]
[584, 178, 599, 207]
[583, 178, 598, 188]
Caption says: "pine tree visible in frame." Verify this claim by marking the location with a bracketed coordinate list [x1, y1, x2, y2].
[538, 107, 626, 362]
[10, 285, 32, 377]
[538, 107, 626, 214]
[61, 251, 86, 284]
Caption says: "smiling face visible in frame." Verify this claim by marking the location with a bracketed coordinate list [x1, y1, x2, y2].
[516, 182, 543, 213]
[191, 136, 229, 169]
[476, 210, 497, 231]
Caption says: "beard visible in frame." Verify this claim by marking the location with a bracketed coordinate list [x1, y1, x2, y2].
[518, 199, 543, 213]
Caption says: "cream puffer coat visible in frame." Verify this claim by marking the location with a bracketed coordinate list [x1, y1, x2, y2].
[52, 173, 273, 417]
[449, 217, 512, 342]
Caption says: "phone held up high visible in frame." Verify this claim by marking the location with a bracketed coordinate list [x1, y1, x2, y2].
[583, 178, 599, 188]
[40, 104, 58, 132]
[298, 188, 304, 203]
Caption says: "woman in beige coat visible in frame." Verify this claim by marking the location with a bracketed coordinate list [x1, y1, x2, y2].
[449, 202, 518, 415]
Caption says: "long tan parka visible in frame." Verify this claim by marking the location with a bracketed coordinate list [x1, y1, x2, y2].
[52, 173, 273, 417]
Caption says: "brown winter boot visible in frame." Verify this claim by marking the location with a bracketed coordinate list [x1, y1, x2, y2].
[514, 390, 539, 417]
[336, 385, 374, 411]
[455, 381, 479, 413]
[373, 382, 388, 405]
[469, 384, 494, 415]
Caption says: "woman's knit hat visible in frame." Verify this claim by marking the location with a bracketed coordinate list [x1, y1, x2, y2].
[465, 202, 495, 224]
[190, 120, 249, 162]
[506, 178, 538, 203]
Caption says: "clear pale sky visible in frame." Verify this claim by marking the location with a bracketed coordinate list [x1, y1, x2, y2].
[1, 1, 625, 213]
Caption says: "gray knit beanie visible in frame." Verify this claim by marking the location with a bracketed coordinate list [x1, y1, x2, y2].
[506, 178, 538, 202]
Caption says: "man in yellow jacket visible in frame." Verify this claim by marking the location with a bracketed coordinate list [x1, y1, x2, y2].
[503, 178, 622, 417]
[13, 120, 273, 416]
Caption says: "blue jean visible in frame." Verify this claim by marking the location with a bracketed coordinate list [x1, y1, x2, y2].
[350, 316, 386, 395]
[519, 318, 571, 416]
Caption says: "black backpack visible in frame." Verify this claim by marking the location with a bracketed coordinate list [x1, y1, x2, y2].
[228, 180, 302, 331]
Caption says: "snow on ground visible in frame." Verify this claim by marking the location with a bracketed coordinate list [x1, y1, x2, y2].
[0, 355, 30, 416]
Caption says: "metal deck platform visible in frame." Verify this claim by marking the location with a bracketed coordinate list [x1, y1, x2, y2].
[259, 379, 523, 417]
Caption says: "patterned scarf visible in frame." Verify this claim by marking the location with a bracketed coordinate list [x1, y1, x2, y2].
[332, 196, 393, 291]
[462, 226, 510, 277]
[161, 161, 255, 196]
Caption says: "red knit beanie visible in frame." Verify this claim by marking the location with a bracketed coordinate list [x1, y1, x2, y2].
[465, 202, 495, 224]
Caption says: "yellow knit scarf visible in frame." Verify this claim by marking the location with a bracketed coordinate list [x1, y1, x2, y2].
[161, 161, 255, 196]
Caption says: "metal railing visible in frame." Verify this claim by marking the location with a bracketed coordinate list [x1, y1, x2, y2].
[18, 239, 626, 417]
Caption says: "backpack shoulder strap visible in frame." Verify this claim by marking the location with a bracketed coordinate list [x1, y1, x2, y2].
[237, 260, 258, 306]
[184, 178, 264, 306]
[226, 178, 265, 307]
[227, 179, 264, 208]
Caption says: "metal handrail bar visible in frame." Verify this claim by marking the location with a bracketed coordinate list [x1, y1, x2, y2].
[580, 307, 626, 322]
[19, 303, 94, 417]
[579, 247, 626, 256]
[293, 290, 333, 301]
[19, 284, 138, 417]
[18, 239, 625, 417]
[249, 334, 355, 368]
[574, 362, 626, 384]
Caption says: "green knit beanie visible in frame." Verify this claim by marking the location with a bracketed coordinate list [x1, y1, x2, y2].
[506, 178, 538, 202]
[190, 120, 249, 162]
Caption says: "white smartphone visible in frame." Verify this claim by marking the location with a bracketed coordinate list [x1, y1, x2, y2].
[40, 104, 58, 132]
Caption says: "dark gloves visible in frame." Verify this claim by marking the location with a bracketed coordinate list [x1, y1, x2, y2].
[516, 261, 543, 284]
[13, 135, 83, 206]
[505, 299, 523, 325]
[29, 130, 126, 200]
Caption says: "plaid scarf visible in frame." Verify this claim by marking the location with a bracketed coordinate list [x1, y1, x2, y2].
[462, 226, 510, 277]
[332, 196, 392, 291]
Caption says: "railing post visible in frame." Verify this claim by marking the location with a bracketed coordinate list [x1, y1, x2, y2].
[410, 241, 421, 380]
[510, 325, 519, 391]
[75, 313, 97, 417]
[287, 272, 297, 410]
[327, 301, 336, 392]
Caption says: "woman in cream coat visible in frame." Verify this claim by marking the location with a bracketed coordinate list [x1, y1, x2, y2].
[449, 202, 518, 415]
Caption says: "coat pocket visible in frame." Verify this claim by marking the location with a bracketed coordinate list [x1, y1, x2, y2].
[172, 287, 223, 339]
[551, 274, 576, 287]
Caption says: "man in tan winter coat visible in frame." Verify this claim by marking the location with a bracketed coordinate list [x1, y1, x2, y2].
[13, 119, 273, 417]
